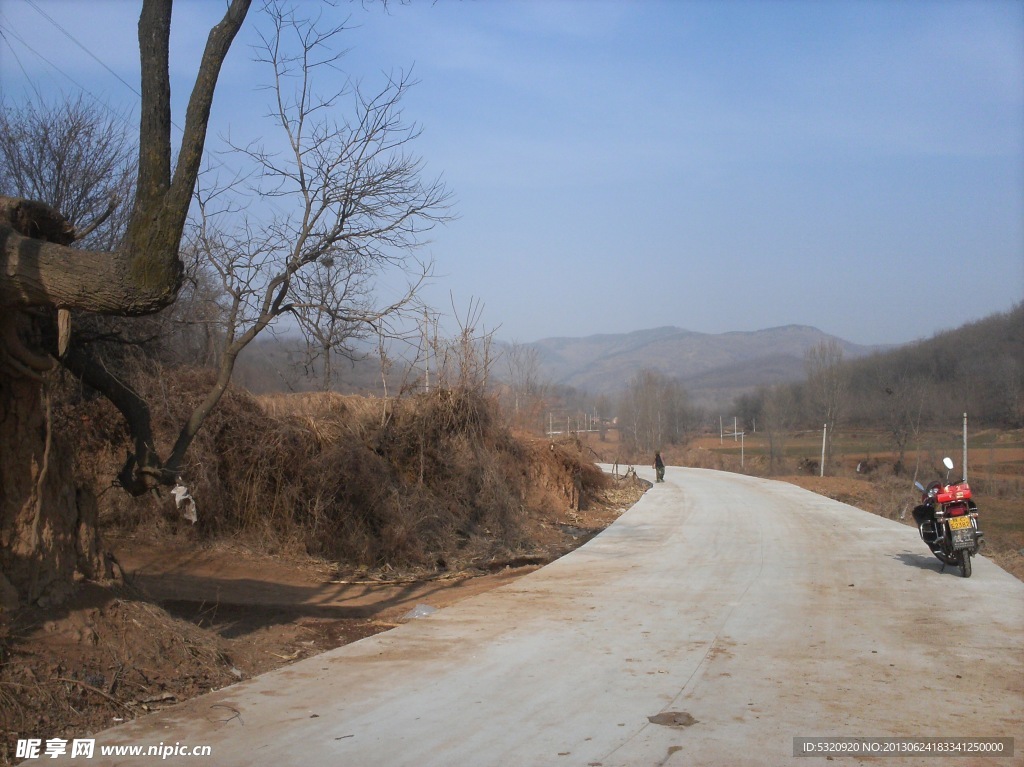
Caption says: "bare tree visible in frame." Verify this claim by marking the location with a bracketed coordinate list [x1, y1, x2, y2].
[993, 355, 1023, 427]
[875, 366, 924, 475]
[0, 0, 252, 605]
[0, 95, 135, 250]
[620, 368, 691, 455]
[804, 339, 847, 471]
[732, 391, 764, 434]
[431, 297, 497, 393]
[762, 383, 800, 474]
[154, 1, 452, 478]
[503, 340, 546, 429]
[294, 258, 372, 390]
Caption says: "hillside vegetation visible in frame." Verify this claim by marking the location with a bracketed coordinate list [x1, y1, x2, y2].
[844, 303, 1024, 428]
[62, 372, 610, 576]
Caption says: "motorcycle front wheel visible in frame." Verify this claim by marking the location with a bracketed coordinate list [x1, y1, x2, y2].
[958, 549, 972, 578]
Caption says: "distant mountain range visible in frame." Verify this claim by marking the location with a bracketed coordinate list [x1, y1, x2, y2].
[234, 323, 890, 409]
[531, 325, 888, 407]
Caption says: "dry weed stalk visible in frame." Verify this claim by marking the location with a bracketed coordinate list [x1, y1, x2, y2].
[70, 368, 605, 571]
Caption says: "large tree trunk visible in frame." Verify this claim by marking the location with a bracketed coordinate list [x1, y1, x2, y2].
[0, 211, 108, 609]
[0, 342, 107, 610]
[0, 0, 250, 606]
[0, 207, 180, 314]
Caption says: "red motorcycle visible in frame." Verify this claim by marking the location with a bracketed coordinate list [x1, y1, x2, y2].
[912, 458, 983, 577]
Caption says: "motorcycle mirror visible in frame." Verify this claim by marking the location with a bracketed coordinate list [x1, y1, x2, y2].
[943, 457, 954, 471]
[914, 481, 925, 492]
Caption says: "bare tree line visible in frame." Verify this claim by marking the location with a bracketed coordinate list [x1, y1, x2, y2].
[1, 2, 452, 496]
[569, 306, 1021, 472]
[731, 306, 1023, 474]
[4, 12, 1017, 525]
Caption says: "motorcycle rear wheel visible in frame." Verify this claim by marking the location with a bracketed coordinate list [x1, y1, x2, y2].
[958, 549, 972, 578]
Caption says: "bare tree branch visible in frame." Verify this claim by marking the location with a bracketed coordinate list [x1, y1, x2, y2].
[147, 1, 451, 481]
[1, 0, 251, 316]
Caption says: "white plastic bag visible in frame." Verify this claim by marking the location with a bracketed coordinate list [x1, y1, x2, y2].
[171, 483, 198, 524]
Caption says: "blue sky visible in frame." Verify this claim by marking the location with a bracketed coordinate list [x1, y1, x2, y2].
[1, 0, 1021, 345]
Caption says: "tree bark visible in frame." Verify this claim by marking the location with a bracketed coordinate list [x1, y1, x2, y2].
[0, 321, 109, 610]
[0, 0, 251, 606]
[0, 0, 251, 317]
[0, 222, 177, 314]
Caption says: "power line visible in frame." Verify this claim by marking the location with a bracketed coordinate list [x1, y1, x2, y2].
[0, 24, 46, 102]
[1, 2, 145, 132]
[0, 15, 120, 115]
[2, 3, 287, 218]
[0, 5, 191, 141]
[23, 0, 141, 98]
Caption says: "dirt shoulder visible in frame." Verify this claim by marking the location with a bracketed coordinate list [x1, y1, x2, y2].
[0, 474, 646, 765]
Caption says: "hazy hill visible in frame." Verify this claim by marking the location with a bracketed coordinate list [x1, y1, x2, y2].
[232, 324, 889, 410]
[532, 325, 885, 405]
[843, 303, 1023, 428]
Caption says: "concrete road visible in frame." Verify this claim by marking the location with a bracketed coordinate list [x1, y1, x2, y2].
[69, 468, 1023, 766]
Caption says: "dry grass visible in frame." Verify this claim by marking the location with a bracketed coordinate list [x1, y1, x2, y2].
[62, 371, 606, 572]
[0, 582, 242, 766]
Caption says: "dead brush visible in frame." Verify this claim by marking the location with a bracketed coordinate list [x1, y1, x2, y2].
[870, 476, 914, 520]
[966, 474, 1022, 501]
[680, 447, 728, 472]
[256, 391, 351, 419]
[68, 370, 609, 572]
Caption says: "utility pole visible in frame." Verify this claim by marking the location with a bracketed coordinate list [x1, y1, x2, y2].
[962, 412, 968, 481]
[422, 307, 430, 394]
[820, 423, 827, 478]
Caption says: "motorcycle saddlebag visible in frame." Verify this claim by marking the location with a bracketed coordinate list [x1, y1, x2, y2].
[936, 482, 971, 504]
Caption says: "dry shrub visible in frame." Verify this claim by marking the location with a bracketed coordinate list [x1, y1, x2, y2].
[966, 474, 1023, 501]
[871, 476, 914, 520]
[523, 437, 609, 512]
[680, 446, 729, 471]
[62, 372, 604, 571]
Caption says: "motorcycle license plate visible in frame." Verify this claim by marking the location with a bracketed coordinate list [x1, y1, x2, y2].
[952, 528, 974, 550]
[948, 515, 972, 531]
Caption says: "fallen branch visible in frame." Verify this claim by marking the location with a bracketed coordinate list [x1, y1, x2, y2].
[55, 677, 133, 712]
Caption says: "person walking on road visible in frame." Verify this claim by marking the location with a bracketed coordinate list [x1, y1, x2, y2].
[654, 452, 665, 483]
